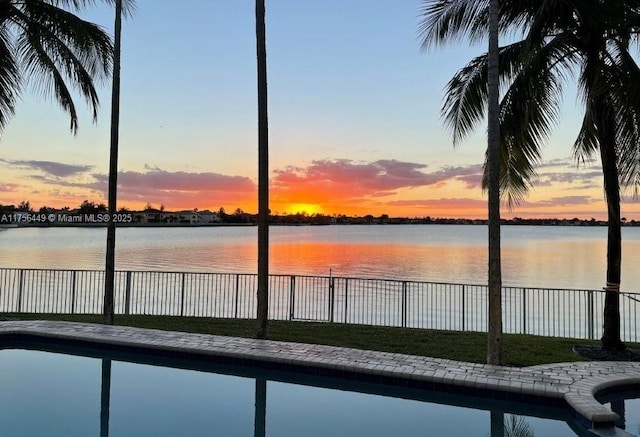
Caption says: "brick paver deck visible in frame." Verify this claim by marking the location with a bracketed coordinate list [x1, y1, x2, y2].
[0, 320, 638, 434]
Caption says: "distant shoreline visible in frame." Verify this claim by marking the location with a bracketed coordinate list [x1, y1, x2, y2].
[4, 220, 640, 228]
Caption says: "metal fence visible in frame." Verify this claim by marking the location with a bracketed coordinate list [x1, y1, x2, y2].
[0, 267, 638, 342]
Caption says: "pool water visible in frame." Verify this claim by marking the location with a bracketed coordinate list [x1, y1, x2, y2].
[0, 349, 583, 436]
[604, 398, 640, 436]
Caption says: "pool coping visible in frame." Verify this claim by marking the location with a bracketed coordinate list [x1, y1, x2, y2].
[0, 320, 638, 432]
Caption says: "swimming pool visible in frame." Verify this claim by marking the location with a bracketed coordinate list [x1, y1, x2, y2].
[0, 320, 636, 436]
[0, 346, 585, 437]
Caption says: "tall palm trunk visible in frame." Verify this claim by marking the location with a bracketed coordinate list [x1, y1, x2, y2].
[103, 0, 122, 325]
[255, 0, 269, 339]
[598, 110, 624, 351]
[487, 0, 503, 365]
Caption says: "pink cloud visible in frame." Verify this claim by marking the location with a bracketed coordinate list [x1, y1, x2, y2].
[271, 159, 478, 205]
[21, 166, 257, 210]
[0, 183, 19, 192]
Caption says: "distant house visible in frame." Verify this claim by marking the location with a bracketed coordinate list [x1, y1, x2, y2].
[175, 210, 221, 224]
[177, 210, 199, 224]
[197, 210, 221, 224]
[137, 209, 176, 224]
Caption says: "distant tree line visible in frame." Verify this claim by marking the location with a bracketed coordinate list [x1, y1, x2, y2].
[1, 200, 638, 226]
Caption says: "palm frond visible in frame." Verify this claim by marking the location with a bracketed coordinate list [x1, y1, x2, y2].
[422, 0, 640, 209]
[16, 31, 80, 133]
[573, 104, 600, 164]
[442, 53, 487, 145]
[441, 41, 530, 146]
[36, 0, 137, 18]
[418, 0, 489, 49]
[419, 0, 547, 49]
[11, 0, 115, 132]
[605, 44, 640, 194]
[19, 1, 113, 77]
[504, 414, 534, 437]
[446, 36, 571, 206]
[0, 24, 21, 133]
[496, 38, 567, 206]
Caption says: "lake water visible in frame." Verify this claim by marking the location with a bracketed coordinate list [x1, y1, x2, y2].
[1, 224, 639, 292]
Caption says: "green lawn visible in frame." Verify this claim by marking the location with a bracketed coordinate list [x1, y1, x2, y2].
[1, 313, 617, 367]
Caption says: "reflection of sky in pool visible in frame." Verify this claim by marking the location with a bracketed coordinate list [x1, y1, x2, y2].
[0, 349, 580, 436]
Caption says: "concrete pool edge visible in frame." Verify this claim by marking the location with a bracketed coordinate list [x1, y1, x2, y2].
[0, 320, 638, 432]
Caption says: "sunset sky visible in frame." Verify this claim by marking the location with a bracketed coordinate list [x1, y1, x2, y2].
[1, 0, 638, 220]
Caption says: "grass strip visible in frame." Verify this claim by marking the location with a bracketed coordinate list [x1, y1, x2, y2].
[0, 313, 618, 367]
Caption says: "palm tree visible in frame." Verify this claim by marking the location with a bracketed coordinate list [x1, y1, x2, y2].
[255, 0, 269, 339]
[421, 0, 504, 364]
[486, 0, 502, 365]
[103, 0, 134, 325]
[103, 0, 122, 325]
[419, 0, 640, 351]
[0, 0, 114, 135]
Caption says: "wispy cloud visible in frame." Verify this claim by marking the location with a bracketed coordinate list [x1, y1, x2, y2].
[523, 195, 597, 207]
[0, 158, 93, 178]
[387, 198, 487, 208]
[534, 170, 601, 188]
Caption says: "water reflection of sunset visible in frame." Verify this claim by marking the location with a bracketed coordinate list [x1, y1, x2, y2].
[1, 226, 639, 291]
[269, 242, 487, 284]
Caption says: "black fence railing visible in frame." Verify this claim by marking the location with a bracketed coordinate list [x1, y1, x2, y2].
[0, 268, 637, 342]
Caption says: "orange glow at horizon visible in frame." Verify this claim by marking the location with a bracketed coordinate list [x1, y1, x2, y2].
[285, 203, 322, 215]
[7, 190, 624, 221]
[4, 160, 640, 221]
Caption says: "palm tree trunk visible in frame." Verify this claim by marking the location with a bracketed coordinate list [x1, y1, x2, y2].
[599, 113, 625, 351]
[104, 0, 122, 326]
[256, 0, 269, 339]
[486, 0, 503, 365]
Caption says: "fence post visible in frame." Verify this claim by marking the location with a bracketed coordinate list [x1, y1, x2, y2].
[124, 271, 132, 315]
[71, 270, 77, 315]
[289, 275, 296, 320]
[234, 274, 240, 319]
[588, 290, 594, 340]
[180, 272, 186, 317]
[461, 285, 466, 331]
[17, 269, 24, 313]
[343, 278, 349, 324]
[401, 281, 407, 328]
[522, 288, 527, 334]
[329, 276, 335, 323]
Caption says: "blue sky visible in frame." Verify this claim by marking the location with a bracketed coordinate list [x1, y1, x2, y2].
[0, 0, 635, 219]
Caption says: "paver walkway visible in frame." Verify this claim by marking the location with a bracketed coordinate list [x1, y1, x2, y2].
[0, 320, 639, 434]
